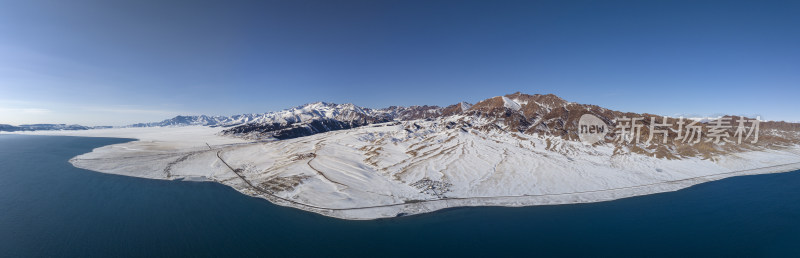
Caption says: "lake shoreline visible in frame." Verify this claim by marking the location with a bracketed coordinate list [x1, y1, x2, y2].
[10, 127, 800, 220]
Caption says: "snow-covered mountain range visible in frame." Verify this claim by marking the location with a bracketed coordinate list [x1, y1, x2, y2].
[39, 92, 800, 219]
[127, 92, 799, 159]
[7, 92, 800, 158]
[128, 101, 477, 139]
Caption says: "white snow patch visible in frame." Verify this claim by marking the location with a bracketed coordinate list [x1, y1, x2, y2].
[502, 96, 521, 111]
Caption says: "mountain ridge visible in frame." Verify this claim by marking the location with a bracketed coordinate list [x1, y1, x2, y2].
[5, 92, 799, 158]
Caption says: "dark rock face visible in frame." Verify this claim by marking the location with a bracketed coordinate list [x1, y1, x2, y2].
[383, 105, 444, 120]
[222, 117, 393, 140]
[272, 119, 377, 139]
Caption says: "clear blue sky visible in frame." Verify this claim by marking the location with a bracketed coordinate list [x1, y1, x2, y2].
[1, 0, 798, 125]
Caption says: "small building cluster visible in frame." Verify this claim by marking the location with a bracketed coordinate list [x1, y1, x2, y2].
[410, 178, 452, 198]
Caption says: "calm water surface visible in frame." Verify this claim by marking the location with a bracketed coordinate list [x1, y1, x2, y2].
[1, 134, 799, 257]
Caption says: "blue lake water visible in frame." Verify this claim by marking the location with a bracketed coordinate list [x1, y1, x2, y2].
[1, 134, 799, 257]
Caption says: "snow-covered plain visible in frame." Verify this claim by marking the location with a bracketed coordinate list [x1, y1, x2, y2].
[11, 124, 800, 220]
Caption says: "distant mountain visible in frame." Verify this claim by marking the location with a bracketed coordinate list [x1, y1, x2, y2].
[220, 102, 394, 139]
[0, 124, 96, 132]
[0, 124, 22, 132]
[217, 102, 480, 139]
[6, 92, 799, 158]
[216, 94, 598, 140]
[128, 115, 250, 128]
[119, 102, 474, 139]
[213, 92, 800, 159]
[0, 100, 474, 135]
